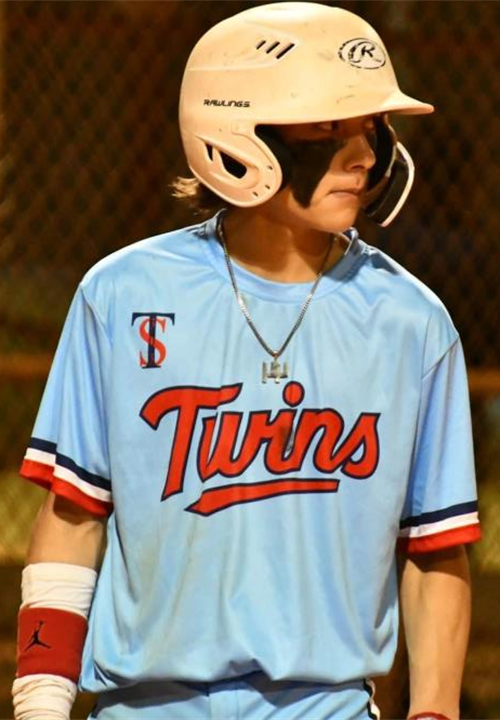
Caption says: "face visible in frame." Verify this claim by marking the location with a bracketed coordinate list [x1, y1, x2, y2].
[260, 115, 378, 233]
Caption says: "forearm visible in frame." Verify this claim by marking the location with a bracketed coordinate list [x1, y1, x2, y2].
[399, 545, 471, 719]
[13, 492, 106, 720]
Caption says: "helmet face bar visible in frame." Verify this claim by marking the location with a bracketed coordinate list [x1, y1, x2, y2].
[179, 2, 434, 225]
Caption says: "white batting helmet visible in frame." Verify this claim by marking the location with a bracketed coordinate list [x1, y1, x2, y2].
[179, 2, 434, 226]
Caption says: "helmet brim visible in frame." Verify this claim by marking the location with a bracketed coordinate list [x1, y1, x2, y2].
[257, 90, 434, 126]
[379, 90, 434, 115]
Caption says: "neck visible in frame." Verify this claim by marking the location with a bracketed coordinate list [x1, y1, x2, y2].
[221, 208, 348, 283]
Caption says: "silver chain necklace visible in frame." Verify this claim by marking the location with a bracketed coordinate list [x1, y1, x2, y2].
[217, 214, 335, 384]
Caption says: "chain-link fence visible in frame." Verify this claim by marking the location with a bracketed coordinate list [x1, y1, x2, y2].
[0, 1, 499, 717]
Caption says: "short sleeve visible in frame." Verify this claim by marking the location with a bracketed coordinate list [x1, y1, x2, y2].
[398, 338, 481, 553]
[20, 286, 113, 517]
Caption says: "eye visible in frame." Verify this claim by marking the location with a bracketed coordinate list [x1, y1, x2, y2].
[362, 115, 377, 131]
[361, 117, 378, 149]
[314, 120, 341, 133]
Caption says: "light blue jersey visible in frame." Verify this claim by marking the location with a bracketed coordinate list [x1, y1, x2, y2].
[22, 212, 480, 695]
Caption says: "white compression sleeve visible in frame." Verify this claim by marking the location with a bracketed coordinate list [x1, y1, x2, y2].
[12, 674, 78, 720]
[13, 563, 98, 720]
[20, 562, 98, 615]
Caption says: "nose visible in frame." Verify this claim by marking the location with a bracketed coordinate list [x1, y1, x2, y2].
[341, 132, 377, 173]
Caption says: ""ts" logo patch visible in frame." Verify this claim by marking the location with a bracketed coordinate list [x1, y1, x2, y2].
[131, 312, 175, 369]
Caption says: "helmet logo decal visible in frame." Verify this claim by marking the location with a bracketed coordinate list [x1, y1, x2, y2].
[204, 99, 251, 108]
[338, 38, 386, 69]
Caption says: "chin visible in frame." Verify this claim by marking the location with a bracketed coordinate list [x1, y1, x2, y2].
[267, 194, 359, 234]
[310, 207, 359, 234]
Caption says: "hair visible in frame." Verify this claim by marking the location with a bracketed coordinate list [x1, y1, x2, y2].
[170, 175, 231, 219]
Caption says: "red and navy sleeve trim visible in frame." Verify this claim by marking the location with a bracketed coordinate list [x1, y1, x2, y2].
[28, 438, 112, 492]
[398, 500, 480, 554]
[20, 437, 113, 517]
[399, 500, 478, 530]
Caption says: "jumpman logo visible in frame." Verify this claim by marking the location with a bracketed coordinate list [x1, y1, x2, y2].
[24, 621, 51, 651]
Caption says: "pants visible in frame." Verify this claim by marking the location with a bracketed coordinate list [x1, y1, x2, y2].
[89, 672, 380, 720]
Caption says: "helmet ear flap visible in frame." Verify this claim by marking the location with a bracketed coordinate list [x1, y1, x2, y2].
[255, 126, 294, 191]
[365, 143, 415, 227]
[364, 117, 415, 227]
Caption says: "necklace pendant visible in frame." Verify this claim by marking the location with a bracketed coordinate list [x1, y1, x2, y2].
[262, 358, 289, 384]
[219, 215, 332, 385]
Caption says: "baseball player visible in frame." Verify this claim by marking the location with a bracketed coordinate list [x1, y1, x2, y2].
[13, 4, 480, 720]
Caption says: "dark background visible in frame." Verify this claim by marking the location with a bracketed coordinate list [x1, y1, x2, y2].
[1, 2, 499, 717]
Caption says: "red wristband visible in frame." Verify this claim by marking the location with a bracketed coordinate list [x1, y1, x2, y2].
[17, 606, 88, 682]
[408, 714, 452, 720]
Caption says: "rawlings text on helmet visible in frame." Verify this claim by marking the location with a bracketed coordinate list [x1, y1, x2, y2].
[204, 99, 251, 108]
[338, 38, 386, 69]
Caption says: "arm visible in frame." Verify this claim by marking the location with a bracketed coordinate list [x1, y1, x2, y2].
[399, 545, 471, 720]
[13, 493, 107, 720]
[27, 490, 107, 568]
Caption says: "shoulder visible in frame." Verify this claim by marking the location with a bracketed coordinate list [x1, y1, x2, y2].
[357, 238, 459, 369]
[360, 242, 443, 309]
[77, 219, 210, 311]
[84, 220, 207, 285]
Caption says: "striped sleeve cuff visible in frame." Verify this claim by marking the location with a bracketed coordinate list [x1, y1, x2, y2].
[21, 438, 113, 517]
[398, 501, 481, 554]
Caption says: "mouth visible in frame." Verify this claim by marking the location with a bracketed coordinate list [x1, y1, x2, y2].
[329, 187, 363, 196]
[326, 189, 364, 204]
